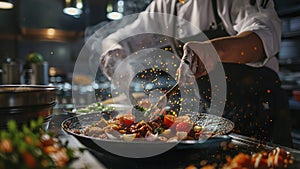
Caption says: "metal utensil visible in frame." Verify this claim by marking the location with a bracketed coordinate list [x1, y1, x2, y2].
[127, 91, 139, 106]
[0, 85, 58, 129]
[154, 82, 179, 109]
[132, 82, 179, 120]
[0, 85, 58, 108]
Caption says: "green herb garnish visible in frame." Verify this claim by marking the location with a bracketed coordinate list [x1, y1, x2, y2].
[0, 117, 82, 169]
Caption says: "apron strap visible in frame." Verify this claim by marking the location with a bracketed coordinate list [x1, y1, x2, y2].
[212, 0, 222, 29]
[168, 0, 229, 57]
[204, 0, 229, 39]
[168, 1, 184, 57]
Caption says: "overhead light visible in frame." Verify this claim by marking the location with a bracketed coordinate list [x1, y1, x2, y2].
[46, 28, 56, 37]
[0, 0, 13, 9]
[106, 0, 124, 20]
[63, 0, 83, 16]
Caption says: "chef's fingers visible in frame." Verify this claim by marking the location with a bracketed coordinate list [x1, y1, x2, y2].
[177, 47, 196, 85]
[184, 42, 210, 78]
[99, 48, 127, 81]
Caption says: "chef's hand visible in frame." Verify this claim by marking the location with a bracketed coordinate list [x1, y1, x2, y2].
[100, 47, 137, 105]
[99, 48, 127, 81]
[177, 41, 217, 84]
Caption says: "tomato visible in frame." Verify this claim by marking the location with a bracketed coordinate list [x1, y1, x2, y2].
[119, 114, 135, 126]
[164, 114, 176, 128]
[175, 122, 193, 132]
[22, 152, 37, 168]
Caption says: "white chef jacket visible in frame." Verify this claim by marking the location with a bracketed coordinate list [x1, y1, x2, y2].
[102, 0, 282, 72]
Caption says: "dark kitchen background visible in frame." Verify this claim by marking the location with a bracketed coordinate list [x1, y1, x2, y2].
[1, 0, 300, 147]
[0, 0, 151, 77]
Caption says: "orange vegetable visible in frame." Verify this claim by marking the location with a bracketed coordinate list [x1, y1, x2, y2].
[164, 114, 176, 128]
[22, 152, 37, 168]
[119, 114, 135, 126]
[0, 139, 13, 153]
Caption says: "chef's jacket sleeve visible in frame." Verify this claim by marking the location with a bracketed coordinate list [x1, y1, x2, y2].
[230, 0, 281, 67]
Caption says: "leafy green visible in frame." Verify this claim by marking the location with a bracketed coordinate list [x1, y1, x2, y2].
[133, 105, 147, 113]
[76, 102, 116, 113]
[0, 117, 82, 169]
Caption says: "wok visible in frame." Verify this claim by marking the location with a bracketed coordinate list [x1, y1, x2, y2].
[62, 112, 234, 158]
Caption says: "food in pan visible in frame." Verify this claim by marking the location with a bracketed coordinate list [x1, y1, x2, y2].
[186, 147, 293, 169]
[224, 147, 293, 169]
[0, 118, 81, 169]
[81, 109, 212, 142]
[80, 99, 214, 142]
[65, 99, 234, 142]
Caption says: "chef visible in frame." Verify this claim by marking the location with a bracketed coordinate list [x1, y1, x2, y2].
[99, 0, 292, 146]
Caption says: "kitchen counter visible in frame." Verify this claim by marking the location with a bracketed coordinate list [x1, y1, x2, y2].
[48, 110, 300, 169]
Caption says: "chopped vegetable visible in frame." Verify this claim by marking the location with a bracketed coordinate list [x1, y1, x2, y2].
[164, 114, 176, 128]
[70, 102, 118, 120]
[119, 114, 135, 126]
[176, 122, 193, 132]
[133, 105, 147, 113]
[76, 102, 116, 114]
[122, 133, 136, 142]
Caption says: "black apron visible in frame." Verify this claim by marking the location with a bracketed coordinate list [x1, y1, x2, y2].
[167, 0, 292, 145]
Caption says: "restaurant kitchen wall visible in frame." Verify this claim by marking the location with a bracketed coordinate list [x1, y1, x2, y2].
[275, 0, 300, 99]
[0, 0, 108, 83]
[0, 0, 151, 84]
[276, 0, 300, 71]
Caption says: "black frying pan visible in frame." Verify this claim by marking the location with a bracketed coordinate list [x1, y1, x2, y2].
[61, 112, 234, 158]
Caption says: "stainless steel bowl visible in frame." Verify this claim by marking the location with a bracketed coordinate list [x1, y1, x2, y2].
[0, 85, 58, 129]
[0, 85, 57, 108]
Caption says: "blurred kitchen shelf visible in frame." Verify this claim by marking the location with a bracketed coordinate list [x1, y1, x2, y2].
[20, 27, 84, 42]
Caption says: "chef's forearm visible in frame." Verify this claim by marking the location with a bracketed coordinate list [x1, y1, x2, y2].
[211, 31, 266, 64]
